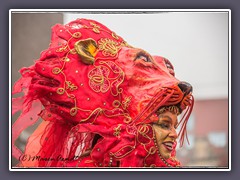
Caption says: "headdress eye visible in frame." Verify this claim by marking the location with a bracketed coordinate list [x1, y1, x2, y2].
[163, 58, 175, 76]
[135, 51, 153, 63]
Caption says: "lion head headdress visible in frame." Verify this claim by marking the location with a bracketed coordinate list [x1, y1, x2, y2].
[12, 18, 194, 168]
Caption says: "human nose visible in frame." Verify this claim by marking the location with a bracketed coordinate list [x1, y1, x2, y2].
[169, 127, 178, 139]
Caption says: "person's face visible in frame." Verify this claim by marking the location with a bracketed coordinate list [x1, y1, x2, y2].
[153, 111, 178, 159]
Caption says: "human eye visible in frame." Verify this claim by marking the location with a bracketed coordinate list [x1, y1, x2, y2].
[160, 123, 170, 129]
[155, 122, 171, 130]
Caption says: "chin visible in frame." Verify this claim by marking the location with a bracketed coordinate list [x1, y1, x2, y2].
[160, 150, 171, 159]
[163, 154, 171, 159]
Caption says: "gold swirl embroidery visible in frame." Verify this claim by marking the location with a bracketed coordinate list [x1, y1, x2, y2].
[68, 94, 76, 99]
[57, 88, 65, 95]
[113, 124, 122, 138]
[90, 22, 101, 33]
[138, 124, 149, 135]
[69, 49, 77, 54]
[150, 164, 156, 168]
[66, 29, 82, 39]
[87, 61, 133, 123]
[111, 32, 119, 39]
[82, 25, 89, 29]
[109, 130, 138, 159]
[62, 57, 70, 62]
[141, 125, 158, 167]
[99, 61, 121, 73]
[102, 109, 131, 124]
[137, 124, 152, 147]
[88, 61, 125, 96]
[72, 32, 82, 38]
[70, 107, 78, 116]
[82, 22, 124, 42]
[85, 160, 94, 164]
[122, 96, 132, 110]
[79, 108, 103, 123]
[52, 67, 62, 74]
[123, 115, 132, 124]
[66, 81, 78, 91]
[56, 46, 68, 52]
[149, 146, 157, 155]
[144, 147, 157, 167]
[99, 61, 125, 97]
[113, 100, 121, 108]
[51, 21, 131, 120]
[110, 146, 135, 159]
[88, 67, 110, 93]
[98, 38, 122, 57]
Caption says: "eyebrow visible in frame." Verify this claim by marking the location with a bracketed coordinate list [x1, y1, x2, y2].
[159, 115, 178, 127]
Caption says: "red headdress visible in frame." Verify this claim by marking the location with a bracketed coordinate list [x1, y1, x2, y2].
[12, 18, 194, 168]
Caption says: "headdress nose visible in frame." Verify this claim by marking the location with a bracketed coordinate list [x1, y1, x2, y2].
[178, 81, 193, 95]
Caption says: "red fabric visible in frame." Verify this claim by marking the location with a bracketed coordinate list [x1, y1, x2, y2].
[12, 18, 193, 168]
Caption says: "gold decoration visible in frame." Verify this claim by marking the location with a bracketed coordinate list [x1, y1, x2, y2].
[123, 115, 132, 124]
[62, 57, 70, 62]
[56, 46, 68, 52]
[113, 124, 122, 138]
[72, 32, 82, 38]
[57, 88, 65, 95]
[90, 22, 100, 34]
[70, 107, 78, 116]
[148, 146, 157, 155]
[74, 38, 98, 65]
[88, 66, 110, 93]
[111, 32, 119, 39]
[69, 49, 77, 54]
[122, 96, 132, 110]
[113, 100, 121, 108]
[51, 21, 131, 120]
[52, 67, 61, 74]
[98, 38, 122, 57]
[138, 124, 149, 135]
[66, 81, 78, 91]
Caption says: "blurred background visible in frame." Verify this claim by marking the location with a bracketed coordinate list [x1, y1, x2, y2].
[11, 10, 229, 168]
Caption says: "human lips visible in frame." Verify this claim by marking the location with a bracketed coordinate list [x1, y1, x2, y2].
[162, 141, 174, 151]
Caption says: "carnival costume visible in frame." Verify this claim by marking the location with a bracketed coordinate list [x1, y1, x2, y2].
[12, 18, 194, 168]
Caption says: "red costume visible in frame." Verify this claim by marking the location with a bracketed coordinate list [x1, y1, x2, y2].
[12, 18, 194, 168]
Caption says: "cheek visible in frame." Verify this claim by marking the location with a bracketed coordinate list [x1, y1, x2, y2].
[156, 131, 163, 141]
[154, 127, 165, 143]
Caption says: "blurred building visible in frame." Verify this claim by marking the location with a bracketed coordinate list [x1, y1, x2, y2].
[177, 99, 228, 167]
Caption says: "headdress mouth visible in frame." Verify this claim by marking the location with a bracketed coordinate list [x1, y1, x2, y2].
[133, 83, 194, 147]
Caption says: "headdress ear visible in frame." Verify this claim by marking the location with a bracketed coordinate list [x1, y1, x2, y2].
[74, 38, 98, 65]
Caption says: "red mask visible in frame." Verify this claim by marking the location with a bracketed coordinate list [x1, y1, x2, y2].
[12, 18, 194, 168]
